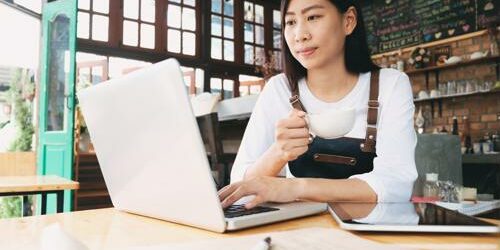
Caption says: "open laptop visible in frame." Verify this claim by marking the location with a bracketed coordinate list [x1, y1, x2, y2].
[77, 58, 326, 233]
[328, 202, 500, 233]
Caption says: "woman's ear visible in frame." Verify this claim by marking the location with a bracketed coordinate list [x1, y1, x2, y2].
[343, 6, 357, 36]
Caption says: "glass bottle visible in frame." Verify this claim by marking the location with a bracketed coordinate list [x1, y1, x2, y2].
[463, 116, 473, 154]
[423, 173, 439, 199]
[451, 116, 458, 135]
[493, 131, 500, 152]
[483, 133, 493, 154]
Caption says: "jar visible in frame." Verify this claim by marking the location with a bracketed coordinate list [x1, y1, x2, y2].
[456, 80, 466, 94]
[439, 82, 447, 96]
[397, 60, 405, 71]
[423, 173, 439, 199]
[473, 142, 482, 154]
[465, 79, 477, 93]
[447, 81, 456, 95]
[493, 134, 500, 152]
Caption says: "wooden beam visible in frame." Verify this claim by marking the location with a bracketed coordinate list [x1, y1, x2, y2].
[372, 30, 489, 59]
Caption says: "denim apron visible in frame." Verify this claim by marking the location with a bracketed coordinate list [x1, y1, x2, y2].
[288, 70, 380, 179]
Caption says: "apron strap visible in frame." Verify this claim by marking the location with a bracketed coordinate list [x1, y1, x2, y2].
[287, 70, 380, 154]
[361, 70, 380, 153]
[289, 87, 307, 112]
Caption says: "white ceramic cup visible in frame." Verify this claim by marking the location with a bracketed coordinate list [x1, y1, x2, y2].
[430, 89, 440, 98]
[305, 108, 355, 139]
[418, 90, 429, 99]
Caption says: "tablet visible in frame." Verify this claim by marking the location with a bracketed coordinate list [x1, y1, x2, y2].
[328, 202, 500, 233]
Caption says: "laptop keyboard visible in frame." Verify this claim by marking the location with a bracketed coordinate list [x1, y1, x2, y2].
[223, 204, 279, 218]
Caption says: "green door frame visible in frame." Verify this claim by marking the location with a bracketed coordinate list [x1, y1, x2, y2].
[37, 0, 77, 214]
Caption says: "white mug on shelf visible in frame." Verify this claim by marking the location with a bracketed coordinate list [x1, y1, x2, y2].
[429, 89, 440, 98]
[418, 90, 429, 99]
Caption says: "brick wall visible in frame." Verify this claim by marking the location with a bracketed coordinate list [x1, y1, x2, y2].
[374, 31, 500, 142]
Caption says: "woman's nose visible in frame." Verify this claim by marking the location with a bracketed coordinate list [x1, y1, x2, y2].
[295, 32, 311, 43]
[294, 25, 311, 43]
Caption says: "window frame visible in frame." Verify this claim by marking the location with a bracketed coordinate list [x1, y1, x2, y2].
[209, 0, 237, 62]
[76, 0, 282, 95]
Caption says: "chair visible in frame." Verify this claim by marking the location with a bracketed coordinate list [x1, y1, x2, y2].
[0, 152, 37, 216]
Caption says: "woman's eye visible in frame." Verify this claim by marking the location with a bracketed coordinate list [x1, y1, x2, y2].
[307, 15, 321, 21]
[285, 20, 296, 26]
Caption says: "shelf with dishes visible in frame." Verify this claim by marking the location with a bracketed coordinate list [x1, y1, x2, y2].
[406, 54, 500, 119]
[405, 55, 500, 76]
[413, 87, 499, 118]
[405, 55, 500, 95]
[414, 89, 499, 103]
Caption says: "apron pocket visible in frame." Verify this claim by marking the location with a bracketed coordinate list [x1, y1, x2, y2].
[313, 154, 357, 166]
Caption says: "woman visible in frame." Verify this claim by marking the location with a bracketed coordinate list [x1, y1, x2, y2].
[218, 0, 417, 209]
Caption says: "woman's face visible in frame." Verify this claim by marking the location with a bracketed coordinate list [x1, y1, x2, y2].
[283, 0, 356, 70]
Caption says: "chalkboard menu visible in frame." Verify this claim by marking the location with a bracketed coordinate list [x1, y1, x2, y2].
[361, 0, 499, 54]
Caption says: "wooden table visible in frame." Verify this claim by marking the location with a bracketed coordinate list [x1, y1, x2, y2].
[0, 208, 498, 249]
[0, 175, 79, 214]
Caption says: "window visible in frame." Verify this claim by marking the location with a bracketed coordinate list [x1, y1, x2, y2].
[239, 74, 263, 96]
[77, 0, 110, 42]
[122, 0, 156, 49]
[210, 77, 235, 100]
[166, 0, 197, 56]
[108, 57, 152, 78]
[243, 1, 265, 66]
[211, 0, 235, 61]
[76, 52, 108, 86]
[272, 9, 282, 70]
[181, 66, 204, 96]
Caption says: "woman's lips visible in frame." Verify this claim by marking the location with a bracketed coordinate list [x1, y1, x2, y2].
[298, 48, 317, 57]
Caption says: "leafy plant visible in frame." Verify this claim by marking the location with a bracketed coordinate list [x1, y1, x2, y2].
[7, 68, 34, 152]
[255, 50, 281, 81]
[0, 197, 22, 218]
[0, 68, 35, 218]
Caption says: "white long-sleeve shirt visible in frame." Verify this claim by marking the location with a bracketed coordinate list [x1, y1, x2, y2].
[230, 68, 418, 202]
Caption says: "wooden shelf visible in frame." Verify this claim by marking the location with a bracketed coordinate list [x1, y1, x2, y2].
[414, 90, 500, 103]
[406, 56, 500, 75]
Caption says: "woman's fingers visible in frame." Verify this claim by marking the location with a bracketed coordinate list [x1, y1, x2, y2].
[221, 186, 253, 209]
[218, 183, 239, 201]
[284, 127, 310, 139]
[245, 195, 264, 209]
[289, 109, 306, 118]
[277, 112, 307, 129]
[276, 127, 309, 141]
[284, 138, 311, 149]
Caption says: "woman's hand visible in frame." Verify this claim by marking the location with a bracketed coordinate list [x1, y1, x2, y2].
[274, 109, 311, 162]
[218, 176, 303, 209]
[242, 109, 311, 180]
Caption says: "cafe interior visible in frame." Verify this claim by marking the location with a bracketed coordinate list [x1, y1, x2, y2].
[0, 0, 499, 249]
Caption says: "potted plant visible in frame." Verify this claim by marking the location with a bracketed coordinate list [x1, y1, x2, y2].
[255, 50, 280, 81]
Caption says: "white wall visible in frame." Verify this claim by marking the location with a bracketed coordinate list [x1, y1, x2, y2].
[0, 4, 41, 69]
[0, 4, 40, 152]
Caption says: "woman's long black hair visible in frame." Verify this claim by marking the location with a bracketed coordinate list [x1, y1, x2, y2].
[280, 0, 379, 92]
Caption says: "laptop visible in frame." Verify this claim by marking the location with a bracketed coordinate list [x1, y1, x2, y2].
[77, 58, 327, 233]
[328, 202, 500, 233]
